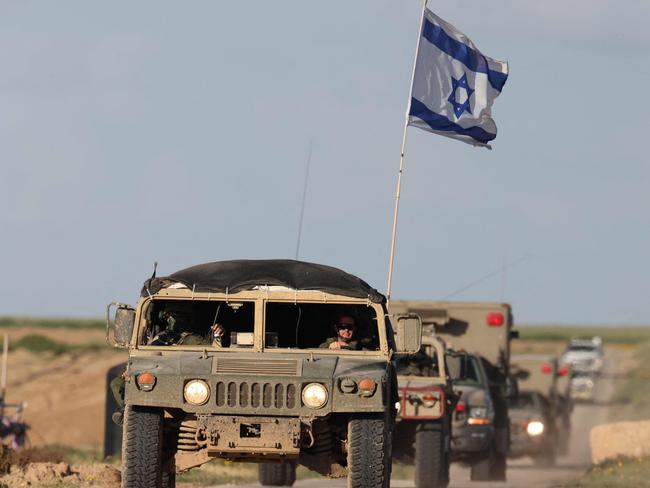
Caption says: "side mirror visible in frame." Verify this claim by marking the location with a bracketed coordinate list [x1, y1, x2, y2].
[446, 353, 468, 381]
[510, 330, 520, 340]
[506, 376, 519, 399]
[107, 302, 135, 348]
[393, 313, 422, 354]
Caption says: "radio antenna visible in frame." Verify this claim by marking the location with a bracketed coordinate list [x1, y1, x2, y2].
[295, 140, 313, 260]
[442, 254, 531, 300]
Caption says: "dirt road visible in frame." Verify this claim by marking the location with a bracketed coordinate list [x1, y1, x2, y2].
[209, 349, 623, 488]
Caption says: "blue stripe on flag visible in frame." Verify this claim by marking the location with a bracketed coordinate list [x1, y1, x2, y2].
[409, 98, 496, 144]
[422, 18, 507, 92]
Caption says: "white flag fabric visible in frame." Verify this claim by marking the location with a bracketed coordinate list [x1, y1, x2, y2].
[408, 9, 508, 147]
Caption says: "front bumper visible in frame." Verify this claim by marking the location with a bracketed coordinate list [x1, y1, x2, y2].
[451, 424, 494, 453]
[508, 428, 547, 456]
[197, 414, 301, 458]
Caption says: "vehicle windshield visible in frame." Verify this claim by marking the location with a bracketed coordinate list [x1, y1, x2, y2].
[452, 356, 483, 387]
[508, 391, 536, 409]
[396, 350, 439, 376]
[567, 345, 598, 352]
[140, 299, 255, 347]
[264, 302, 380, 351]
[139, 299, 381, 351]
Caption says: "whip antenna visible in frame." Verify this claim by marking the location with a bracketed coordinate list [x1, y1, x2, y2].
[295, 140, 313, 260]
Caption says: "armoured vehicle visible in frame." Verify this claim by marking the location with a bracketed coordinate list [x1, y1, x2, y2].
[390, 301, 517, 481]
[508, 354, 559, 465]
[391, 329, 459, 488]
[106, 260, 421, 488]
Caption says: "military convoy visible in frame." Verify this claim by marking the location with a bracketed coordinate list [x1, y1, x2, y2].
[106, 260, 422, 488]
[105, 259, 600, 487]
[390, 301, 517, 482]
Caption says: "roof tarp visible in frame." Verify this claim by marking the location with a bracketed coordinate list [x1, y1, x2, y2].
[141, 259, 385, 303]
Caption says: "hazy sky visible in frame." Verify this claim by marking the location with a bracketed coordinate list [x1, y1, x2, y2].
[1, 1, 649, 324]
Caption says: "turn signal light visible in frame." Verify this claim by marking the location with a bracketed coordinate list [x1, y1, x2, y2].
[136, 372, 157, 391]
[486, 312, 504, 326]
[358, 378, 376, 392]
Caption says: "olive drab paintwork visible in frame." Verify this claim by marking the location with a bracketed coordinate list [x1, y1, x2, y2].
[110, 285, 400, 476]
[391, 327, 456, 488]
[390, 301, 516, 482]
[510, 355, 558, 402]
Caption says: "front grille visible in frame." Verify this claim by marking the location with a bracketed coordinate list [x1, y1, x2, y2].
[214, 358, 301, 376]
[215, 380, 298, 410]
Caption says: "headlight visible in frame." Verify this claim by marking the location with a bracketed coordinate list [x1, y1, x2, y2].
[527, 420, 545, 436]
[302, 383, 328, 409]
[184, 379, 210, 405]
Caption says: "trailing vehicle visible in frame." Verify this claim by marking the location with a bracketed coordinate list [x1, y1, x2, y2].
[390, 328, 460, 488]
[450, 353, 503, 479]
[106, 260, 421, 488]
[569, 371, 596, 402]
[561, 337, 603, 374]
[390, 301, 517, 482]
[509, 354, 560, 466]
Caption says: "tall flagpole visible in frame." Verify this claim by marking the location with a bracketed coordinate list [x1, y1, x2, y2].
[386, 0, 428, 302]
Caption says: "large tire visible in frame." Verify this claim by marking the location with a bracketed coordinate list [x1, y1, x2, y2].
[161, 470, 175, 488]
[122, 405, 163, 488]
[258, 462, 297, 486]
[471, 443, 500, 482]
[491, 451, 507, 481]
[414, 422, 447, 488]
[347, 417, 391, 488]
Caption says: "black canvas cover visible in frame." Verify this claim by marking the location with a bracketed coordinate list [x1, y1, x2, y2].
[141, 259, 385, 303]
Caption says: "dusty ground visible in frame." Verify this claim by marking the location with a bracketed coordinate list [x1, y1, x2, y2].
[3, 328, 126, 447]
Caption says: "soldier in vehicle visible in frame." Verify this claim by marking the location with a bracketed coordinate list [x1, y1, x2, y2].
[396, 349, 438, 376]
[147, 302, 210, 346]
[320, 314, 361, 350]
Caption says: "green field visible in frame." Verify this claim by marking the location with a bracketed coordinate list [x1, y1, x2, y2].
[517, 325, 650, 345]
[0, 317, 104, 330]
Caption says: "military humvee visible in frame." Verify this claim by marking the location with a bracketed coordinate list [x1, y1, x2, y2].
[390, 301, 517, 482]
[508, 354, 560, 465]
[107, 260, 421, 488]
[391, 330, 459, 488]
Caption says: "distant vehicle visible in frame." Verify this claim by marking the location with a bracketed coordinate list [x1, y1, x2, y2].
[570, 371, 596, 402]
[561, 338, 603, 374]
[509, 355, 561, 466]
[507, 390, 557, 466]
[390, 301, 518, 482]
[450, 353, 506, 481]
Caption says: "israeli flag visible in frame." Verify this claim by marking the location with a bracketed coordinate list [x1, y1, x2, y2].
[408, 9, 508, 148]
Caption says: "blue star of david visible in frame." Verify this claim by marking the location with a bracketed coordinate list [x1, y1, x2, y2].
[447, 73, 474, 119]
